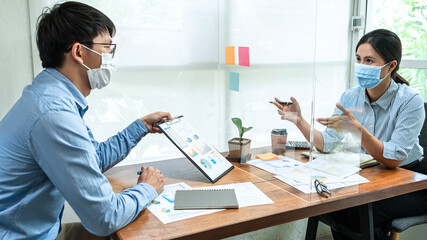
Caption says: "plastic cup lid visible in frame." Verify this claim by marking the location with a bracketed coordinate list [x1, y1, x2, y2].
[271, 128, 287, 135]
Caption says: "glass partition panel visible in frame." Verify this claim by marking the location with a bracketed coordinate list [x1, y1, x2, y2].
[29, 0, 356, 203]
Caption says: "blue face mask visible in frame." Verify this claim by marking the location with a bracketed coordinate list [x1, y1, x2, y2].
[354, 62, 391, 89]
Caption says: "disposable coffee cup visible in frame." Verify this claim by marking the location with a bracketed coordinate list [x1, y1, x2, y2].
[271, 129, 287, 155]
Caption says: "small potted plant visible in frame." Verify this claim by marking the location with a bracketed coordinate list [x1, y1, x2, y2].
[227, 117, 253, 163]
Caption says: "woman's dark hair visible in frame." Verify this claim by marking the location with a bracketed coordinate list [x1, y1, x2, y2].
[356, 29, 409, 85]
[36, 1, 116, 68]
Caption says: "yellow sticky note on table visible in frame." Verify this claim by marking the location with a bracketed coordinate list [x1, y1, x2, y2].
[225, 46, 235, 65]
[256, 153, 279, 161]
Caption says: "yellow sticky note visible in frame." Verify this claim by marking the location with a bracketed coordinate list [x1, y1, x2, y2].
[225, 46, 235, 65]
[256, 153, 279, 161]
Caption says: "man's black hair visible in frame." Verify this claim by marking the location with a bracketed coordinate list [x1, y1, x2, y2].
[36, 1, 116, 68]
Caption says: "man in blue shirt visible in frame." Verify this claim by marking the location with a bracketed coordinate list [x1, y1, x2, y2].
[0, 2, 172, 239]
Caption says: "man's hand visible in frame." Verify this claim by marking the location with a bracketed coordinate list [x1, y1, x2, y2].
[139, 112, 173, 133]
[137, 166, 166, 194]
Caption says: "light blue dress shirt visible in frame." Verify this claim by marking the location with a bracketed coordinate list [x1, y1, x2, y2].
[321, 80, 425, 166]
[0, 68, 158, 239]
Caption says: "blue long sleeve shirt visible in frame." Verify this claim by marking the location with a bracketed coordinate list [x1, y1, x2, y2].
[0, 68, 157, 239]
[321, 80, 425, 166]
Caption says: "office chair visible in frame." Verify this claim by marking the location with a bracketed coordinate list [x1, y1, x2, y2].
[390, 102, 427, 240]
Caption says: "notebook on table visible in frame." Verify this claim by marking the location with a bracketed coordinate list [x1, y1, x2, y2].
[174, 189, 239, 210]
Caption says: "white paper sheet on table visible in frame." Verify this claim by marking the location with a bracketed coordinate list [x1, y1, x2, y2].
[307, 157, 361, 179]
[248, 156, 369, 194]
[147, 182, 273, 224]
[248, 157, 340, 183]
[274, 173, 370, 194]
[194, 182, 274, 207]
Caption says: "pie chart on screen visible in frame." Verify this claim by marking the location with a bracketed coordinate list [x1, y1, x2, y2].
[200, 158, 212, 169]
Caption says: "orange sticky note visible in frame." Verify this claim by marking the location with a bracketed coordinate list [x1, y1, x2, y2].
[256, 153, 279, 161]
[225, 46, 235, 65]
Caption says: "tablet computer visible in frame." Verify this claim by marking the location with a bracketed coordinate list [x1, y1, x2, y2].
[156, 116, 234, 183]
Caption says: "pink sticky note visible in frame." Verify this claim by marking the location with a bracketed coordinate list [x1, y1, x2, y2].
[239, 47, 250, 67]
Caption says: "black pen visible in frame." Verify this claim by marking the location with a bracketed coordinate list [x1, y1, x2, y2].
[137, 170, 142, 175]
[270, 101, 293, 105]
[162, 115, 184, 123]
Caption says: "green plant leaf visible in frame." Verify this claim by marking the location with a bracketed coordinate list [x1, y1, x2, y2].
[232, 117, 243, 139]
[232, 117, 242, 130]
[242, 127, 253, 135]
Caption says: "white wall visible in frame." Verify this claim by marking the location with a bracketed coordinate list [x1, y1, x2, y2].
[0, 0, 34, 119]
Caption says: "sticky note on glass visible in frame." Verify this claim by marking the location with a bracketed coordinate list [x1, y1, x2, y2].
[239, 46, 250, 67]
[256, 153, 279, 161]
[225, 46, 235, 65]
[229, 72, 239, 92]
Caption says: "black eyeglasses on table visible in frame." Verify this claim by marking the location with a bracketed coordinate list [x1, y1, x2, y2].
[314, 179, 331, 198]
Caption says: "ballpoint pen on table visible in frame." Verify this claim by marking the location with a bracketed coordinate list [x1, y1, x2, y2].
[314, 179, 331, 198]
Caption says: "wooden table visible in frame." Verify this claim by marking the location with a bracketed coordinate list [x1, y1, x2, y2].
[105, 148, 427, 240]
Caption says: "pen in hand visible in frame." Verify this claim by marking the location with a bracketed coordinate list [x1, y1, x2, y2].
[137, 170, 143, 175]
[270, 101, 293, 106]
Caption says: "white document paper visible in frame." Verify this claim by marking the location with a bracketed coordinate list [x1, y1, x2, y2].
[275, 174, 370, 194]
[194, 182, 274, 207]
[148, 182, 273, 224]
[248, 156, 368, 194]
[308, 157, 361, 178]
[247, 157, 304, 175]
[248, 157, 339, 183]
[301, 151, 376, 166]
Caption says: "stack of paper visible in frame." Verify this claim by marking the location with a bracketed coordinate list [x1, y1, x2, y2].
[248, 156, 370, 194]
[301, 151, 378, 168]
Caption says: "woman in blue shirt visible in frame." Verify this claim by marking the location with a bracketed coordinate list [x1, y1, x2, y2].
[273, 29, 426, 239]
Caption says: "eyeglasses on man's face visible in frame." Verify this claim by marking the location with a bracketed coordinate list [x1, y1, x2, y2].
[90, 43, 117, 58]
[66, 42, 117, 58]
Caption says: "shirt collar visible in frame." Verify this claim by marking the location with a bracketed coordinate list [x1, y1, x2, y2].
[44, 68, 89, 115]
[364, 80, 398, 110]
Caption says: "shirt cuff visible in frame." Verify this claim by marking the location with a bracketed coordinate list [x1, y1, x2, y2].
[137, 183, 158, 201]
[132, 119, 149, 139]
[382, 141, 407, 161]
[320, 131, 334, 153]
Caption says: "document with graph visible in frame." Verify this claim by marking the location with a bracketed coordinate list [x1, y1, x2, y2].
[156, 116, 234, 183]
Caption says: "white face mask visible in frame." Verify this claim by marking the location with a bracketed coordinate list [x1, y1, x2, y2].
[80, 44, 116, 90]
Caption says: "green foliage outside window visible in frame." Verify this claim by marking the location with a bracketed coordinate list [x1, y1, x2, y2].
[372, 0, 427, 100]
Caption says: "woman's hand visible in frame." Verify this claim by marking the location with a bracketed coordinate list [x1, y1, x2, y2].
[271, 97, 302, 125]
[317, 103, 362, 134]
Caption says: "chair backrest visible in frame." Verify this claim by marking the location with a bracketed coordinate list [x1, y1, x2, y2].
[419, 102, 427, 157]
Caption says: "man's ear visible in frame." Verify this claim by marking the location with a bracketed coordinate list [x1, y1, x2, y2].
[70, 43, 84, 64]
